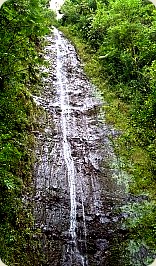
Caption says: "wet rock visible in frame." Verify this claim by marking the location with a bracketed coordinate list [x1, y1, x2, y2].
[96, 239, 109, 251]
[61, 231, 70, 239]
[100, 216, 110, 224]
[32, 130, 40, 136]
[118, 228, 129, 236]
[126, 194, 149, 203]
[32, 27, 131, 266]
[77, 239, 87, 251]
[85, 215, 94, 222]
[76, 212, 84, 221]
[112, 216, 119, 223]
[50, 185, 59, 192]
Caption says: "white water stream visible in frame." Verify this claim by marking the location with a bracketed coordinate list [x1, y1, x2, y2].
[55, 28, 77, 239]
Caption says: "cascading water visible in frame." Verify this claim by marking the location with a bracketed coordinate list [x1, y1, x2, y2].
[55, 28, 86, 265]
[56, 30, 77, 238]
[33, 28, 126, 266]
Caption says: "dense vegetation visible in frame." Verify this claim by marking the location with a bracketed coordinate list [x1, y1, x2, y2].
[0, 0, 54, 264]
[60, 0, 156, 261]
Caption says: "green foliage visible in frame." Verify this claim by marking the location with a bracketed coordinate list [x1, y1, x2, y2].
[0, 0, 55, 264]
[122, 200, 156, 250]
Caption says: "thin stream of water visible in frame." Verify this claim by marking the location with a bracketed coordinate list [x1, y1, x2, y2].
[55, 27, 87, 265]
[55, 29, 77, 239]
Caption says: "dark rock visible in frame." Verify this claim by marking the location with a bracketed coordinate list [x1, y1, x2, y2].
[96, 239, 109, 251]
[85, 215, 94, 222]
[51, 185, 59, 192]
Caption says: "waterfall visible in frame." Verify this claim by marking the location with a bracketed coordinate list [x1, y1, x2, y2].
[33, 27, 125, 266]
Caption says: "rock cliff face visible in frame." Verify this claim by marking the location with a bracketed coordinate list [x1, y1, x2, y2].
[32, 28, 127, 266]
